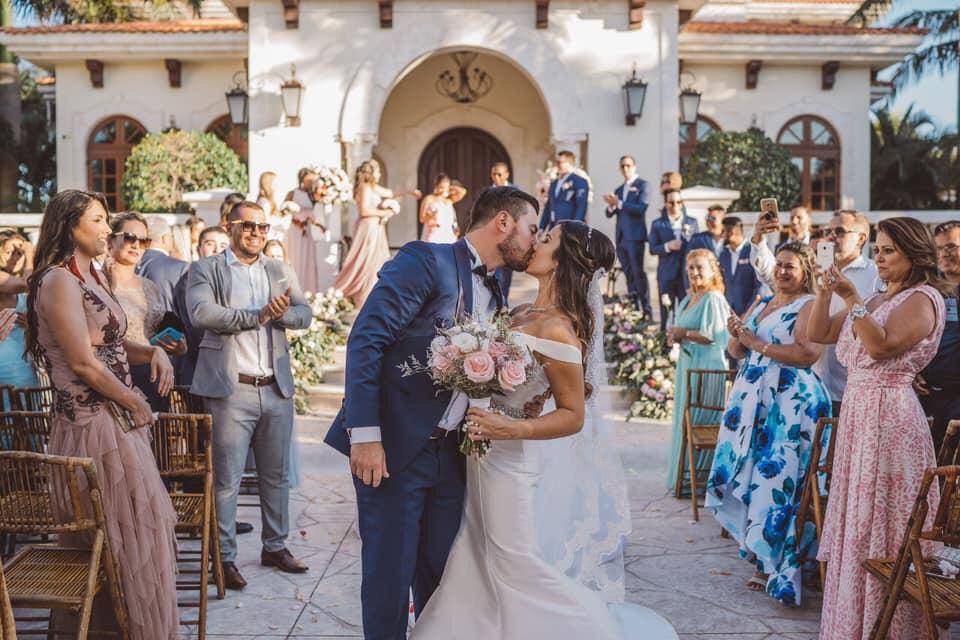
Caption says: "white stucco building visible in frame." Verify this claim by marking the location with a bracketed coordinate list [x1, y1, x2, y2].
[0, 0, 923, 244]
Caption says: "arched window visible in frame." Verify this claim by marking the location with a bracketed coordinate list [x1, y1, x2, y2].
[87, 115, 147, 211]
[206, 115, 248, 163]
[777, 115, 840, 211]
[679, 115, 721, 168]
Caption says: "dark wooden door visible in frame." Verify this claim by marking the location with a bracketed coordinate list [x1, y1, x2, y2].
[417, 127, 512, 234]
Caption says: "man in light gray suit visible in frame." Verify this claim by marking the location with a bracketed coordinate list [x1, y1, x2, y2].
[138, 216, 188, 310]
[187, 201, 313, 590]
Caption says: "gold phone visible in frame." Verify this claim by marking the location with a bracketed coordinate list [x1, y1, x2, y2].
[759, 198, 779, 223]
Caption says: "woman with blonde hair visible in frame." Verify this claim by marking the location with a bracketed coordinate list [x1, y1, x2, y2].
[419, 173, 467, 244]
[334, 159, 420, 307]
[665, 248, 731, 493]
[257, 171, 279, 217]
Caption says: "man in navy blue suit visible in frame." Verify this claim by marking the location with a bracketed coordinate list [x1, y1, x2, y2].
[325, 186, 540, 640]
[719, 216, 764, 317]
[688, 204, 726, 259]
[603, 155, 652, 318]
[649, 188, 698, 331]
[540, 150, 589, 230]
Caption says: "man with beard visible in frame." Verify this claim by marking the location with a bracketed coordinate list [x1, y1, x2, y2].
[325, 186, 540, 639]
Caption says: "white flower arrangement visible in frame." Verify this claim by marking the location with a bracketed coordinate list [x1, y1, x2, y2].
[312, 166, 353, 205]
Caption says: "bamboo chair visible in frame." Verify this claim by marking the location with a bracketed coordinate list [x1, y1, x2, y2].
[0, 412, 55, 558]
[937, 421, 960, 468]
[674, 368, 736, 521]
[795, 416, 840, 588]
[865, 465, 960, 639]
[0, 451, 130, 640]
[12, 387, 55, 415]
[168, 386, 203, 415]
[149, 413, 224, 639]
[1, 562, 15, 640]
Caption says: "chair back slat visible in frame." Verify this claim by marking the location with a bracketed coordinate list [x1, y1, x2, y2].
[0, 411, 52, 454]
[0, 451, 99, 534]
[12, 386, 55, 414]
[168, 386, 203, 415]
[938, 421, 960, 468]
[685, 368, 736, 417]
[149, 413, 212, 478]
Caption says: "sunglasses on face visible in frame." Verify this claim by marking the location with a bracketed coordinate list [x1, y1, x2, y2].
[823, 227, 854, 238]
[230, 220, 271, 235]
[111, 232, 151, 248]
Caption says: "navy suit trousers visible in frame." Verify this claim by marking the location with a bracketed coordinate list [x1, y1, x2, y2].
[354, 434, 465, 640]
[617, 240, 652, 317]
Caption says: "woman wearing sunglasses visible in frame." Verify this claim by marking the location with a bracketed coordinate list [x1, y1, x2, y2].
[106, 213, 186, 410]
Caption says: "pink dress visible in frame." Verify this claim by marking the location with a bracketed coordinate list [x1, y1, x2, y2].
[333, 187, 392, 309]
[285, 188, 319, 293]
[818, 285, 945, 640]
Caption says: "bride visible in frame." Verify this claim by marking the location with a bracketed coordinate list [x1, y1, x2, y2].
[410, 220, 678, 639]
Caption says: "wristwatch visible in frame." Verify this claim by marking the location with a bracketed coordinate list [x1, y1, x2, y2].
[849, 303, 869, 321]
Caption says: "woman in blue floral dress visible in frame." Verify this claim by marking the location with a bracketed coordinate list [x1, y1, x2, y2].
[705, 242, 832, 605]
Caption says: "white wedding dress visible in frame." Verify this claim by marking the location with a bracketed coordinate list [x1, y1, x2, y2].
[410, 332, 678, 640]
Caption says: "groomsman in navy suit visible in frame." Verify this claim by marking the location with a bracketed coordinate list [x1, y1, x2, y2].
[688, 204, 727, 259]
[540, 150, 590, 230]
[719, 216, 764, 317]
[603, 155, 652, 318]
[490, 162, 513, 301]
[649, 188, 698, 331]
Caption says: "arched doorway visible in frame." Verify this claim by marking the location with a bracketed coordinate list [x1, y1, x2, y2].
[417, 127, 511, 234]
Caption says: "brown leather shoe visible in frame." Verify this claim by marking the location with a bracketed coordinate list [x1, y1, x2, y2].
[222, 561, 247, 590]
[261, 548, 309, 574]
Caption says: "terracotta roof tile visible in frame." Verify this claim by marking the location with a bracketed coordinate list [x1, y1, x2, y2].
[0, 18, 245, 35]
[682, 21, 926, 36]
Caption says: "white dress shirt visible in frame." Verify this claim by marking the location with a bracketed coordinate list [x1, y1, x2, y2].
[225, 248, 274, 377]
[349, 239, 495, 444]
[723, 240, 748, 277]
[664, 214, 684, 253]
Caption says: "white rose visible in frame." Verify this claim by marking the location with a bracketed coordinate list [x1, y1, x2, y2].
[448, 326, 463, 335]
[430, 336, 449, 352]
[644, 358, 655, 369]
[451, 332, 479, 353]
[652, 370, 665, 382]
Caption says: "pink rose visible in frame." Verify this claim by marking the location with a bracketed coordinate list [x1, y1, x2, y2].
[497, 359, 527, 392]
[463, 351, 495, 384]
[488, 340, 509, 360]
[431, 353, 453, 373]
[441, 344, 460, 359]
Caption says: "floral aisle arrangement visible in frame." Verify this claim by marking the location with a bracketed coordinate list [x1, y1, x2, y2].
[399, 314, 538, 458]
[289, 289, 354, 414]
[603, 298, 678, 421]
[312, 166, 353, 205]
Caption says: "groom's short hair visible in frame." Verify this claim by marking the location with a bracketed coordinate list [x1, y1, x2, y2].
[467, 186, 540, 231]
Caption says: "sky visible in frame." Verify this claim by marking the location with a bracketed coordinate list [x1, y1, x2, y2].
[878, 0, 958, 133]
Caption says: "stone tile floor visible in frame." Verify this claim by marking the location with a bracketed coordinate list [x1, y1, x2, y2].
[184, 412, 825, 639]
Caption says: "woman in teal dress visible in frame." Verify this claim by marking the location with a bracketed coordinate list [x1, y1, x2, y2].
[705, 242, 831, 606]
[665, 249, 731, 493]
[0, 232, 38, 394]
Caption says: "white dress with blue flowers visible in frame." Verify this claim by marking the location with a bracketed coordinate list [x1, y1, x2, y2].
[705, 295, 832, 605]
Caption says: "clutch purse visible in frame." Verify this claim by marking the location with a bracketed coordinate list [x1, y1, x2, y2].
[107, 400, 141, 433]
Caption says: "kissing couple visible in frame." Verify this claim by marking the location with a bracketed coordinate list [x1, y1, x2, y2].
[325, 186, 678, 639]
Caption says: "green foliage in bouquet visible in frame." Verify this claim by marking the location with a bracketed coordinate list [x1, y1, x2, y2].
[289, 290, 354, 414]
[603, 298, 678, 421]
[121, 130, 247, 213]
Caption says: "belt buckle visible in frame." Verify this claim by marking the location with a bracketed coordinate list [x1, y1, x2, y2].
[252, 375, 263, 386]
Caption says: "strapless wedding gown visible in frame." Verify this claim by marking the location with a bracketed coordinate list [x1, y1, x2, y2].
[410, 333, 678, 640]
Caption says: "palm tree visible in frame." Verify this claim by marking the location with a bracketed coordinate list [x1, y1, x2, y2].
[871, 105, 943, 209]
[12, 0, 201, 23]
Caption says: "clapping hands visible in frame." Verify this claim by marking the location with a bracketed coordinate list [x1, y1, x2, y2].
[259, 288, 292, 324]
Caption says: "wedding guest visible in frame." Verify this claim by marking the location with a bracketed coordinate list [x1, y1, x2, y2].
[219, 192, 246, 228]
[0, 231, 37, 388]
[107, 213, 186, 410]
[665, 249, 730, 493]
[917, 220, 960, 451]
[719, 217, 764, 318]
[540, 150, 589, 230]
[707, 241, 830, 605]
[270, 200, 296, 243]
[809, 217, 948, 639]
[187, 200, 313, 590]
[264, 239, 288, 262]
[419, 173, 466, 244]
[184, 216, 205, 262]
[257, 171, 280, 220]
[490, 162, 513, 301]
[649, 188, 698, 331]
[688, 205, 725, 258]
[286, 168, 320, 293]
[603, 155, 652, 318]
[137, 216, 188, 311]
[334, 159, 420, 308]
[26, 189, 178, 639]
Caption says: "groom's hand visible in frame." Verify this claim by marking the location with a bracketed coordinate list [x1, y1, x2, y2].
[351, 442, 390, 487]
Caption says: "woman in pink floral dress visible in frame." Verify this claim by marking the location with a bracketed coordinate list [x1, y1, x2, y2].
[808, 217, 950, 640]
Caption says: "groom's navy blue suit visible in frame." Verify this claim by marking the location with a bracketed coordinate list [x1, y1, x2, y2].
[325, 238, 474, 640]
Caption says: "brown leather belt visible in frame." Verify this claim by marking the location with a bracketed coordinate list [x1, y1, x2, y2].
[429, 427, 456, 440]
[238, 374, 276, 387]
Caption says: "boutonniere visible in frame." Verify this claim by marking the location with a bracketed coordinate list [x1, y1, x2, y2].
[562, 181, 573, 190]
[628, 187, 638, 192]
[682, 224, 691, 235]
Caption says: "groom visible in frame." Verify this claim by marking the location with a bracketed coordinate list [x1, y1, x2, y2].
[325, 186, 541, 640]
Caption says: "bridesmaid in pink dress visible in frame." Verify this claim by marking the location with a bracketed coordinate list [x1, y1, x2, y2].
[25, 190, 179, 639]
[807, 217, 950, 640]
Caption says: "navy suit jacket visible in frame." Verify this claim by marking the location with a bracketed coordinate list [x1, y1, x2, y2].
[540, 172, 589, 230]
[604, 176, 648, 243]
[649, 213, 699, 290]
[720, 243, 764, 317]
[325, 239, 475, 473]
[688, 231, 723, 257]
[137, 249, 188, 311]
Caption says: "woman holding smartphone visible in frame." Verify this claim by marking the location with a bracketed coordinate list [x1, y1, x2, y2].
[106, 212, 186, 410]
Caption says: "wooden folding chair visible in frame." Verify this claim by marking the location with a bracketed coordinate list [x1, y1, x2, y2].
[865, 465, 960, 639]
[150, 413, 224, 639]
[1, 562, 15, 640]
[12, 387, 55, 415]
[937, 421, 960, 467]
[795, 416, 840, 588]
[674, 368, 736, 521]
[168, 386, 203, 415]
[0, 451, 130, 639]
[0, 412, 52, 455]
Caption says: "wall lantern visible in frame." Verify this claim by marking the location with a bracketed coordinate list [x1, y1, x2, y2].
[280, 64, 304, 127]
[622, 65, 648, 126]
[679, 71, 702, 126]
[225, 70, 248, 126]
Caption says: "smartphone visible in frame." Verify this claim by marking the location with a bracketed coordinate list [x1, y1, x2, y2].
[816, 241, 836, 272]
[149, 326, 185, 346]
[759, 198, 779, 223]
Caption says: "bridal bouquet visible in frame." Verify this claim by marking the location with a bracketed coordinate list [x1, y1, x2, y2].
[398, 314, 537, 458]
[312, 166, 353, 205]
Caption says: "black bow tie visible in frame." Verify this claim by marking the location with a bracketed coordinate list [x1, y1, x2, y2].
[473, 265, 504, 313]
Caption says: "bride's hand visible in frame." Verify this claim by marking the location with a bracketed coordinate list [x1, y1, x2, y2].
[465, 408, 527, 441]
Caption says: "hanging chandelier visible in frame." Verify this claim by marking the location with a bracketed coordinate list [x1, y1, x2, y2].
[436, 51, 492, 104]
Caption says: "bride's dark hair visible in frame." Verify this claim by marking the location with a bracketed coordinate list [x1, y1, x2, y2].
[553, 220, 616, 355]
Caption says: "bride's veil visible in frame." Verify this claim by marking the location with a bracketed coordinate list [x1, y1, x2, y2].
[533, 268, 631, 602]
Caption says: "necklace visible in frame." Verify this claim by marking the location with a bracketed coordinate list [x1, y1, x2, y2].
[528, 303, 557, 313]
